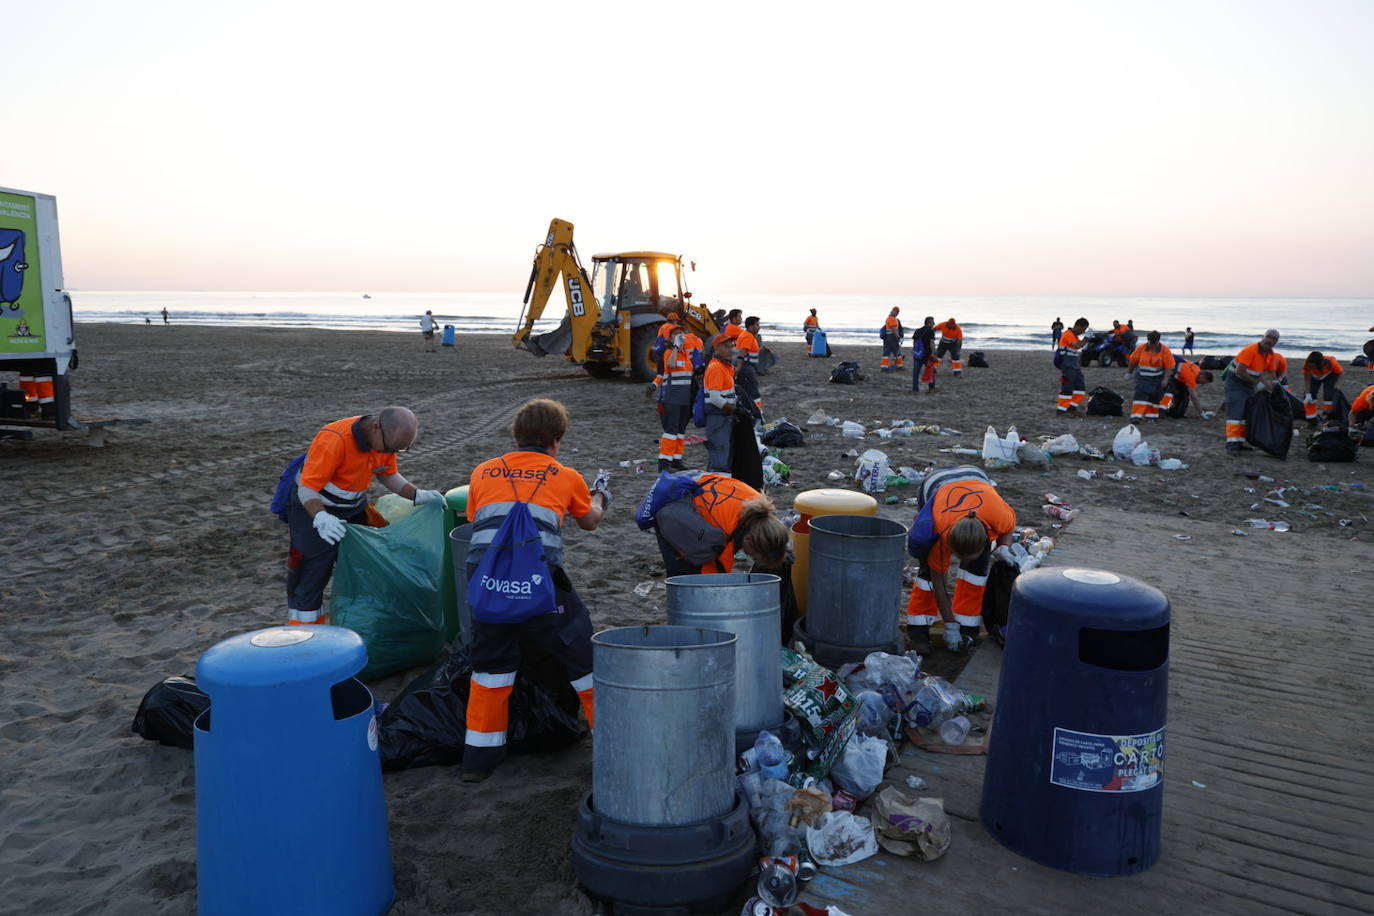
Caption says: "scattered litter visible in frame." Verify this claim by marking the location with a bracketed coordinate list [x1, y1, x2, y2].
[1113, 425, 1142, 460]
[1018, 443, 1051, 466]
[806, 409, 832, 425]
[1201, 411, 1216, 419]
[1259, 475, 1275, 483]
[1044, 493, 1063, 505]
[1130, 441, 1161, 467]
[855, 449, 892, 494]
[843, 448, 860, 458]
[632, 581, 664, 597]
[1244, 519, 1291, 532]
[1172, 535, 1192, 541]
[1339, 519, 1353, 528]
[1106, 470, 1126, 481]
[841, 421, 866, 439]
[1077, 469, 1098, 480]
[904, 775, 928, 790]
[1043, 433, 1079, 455]
[1243, 487, 1256, 493]
[1044, 504, 1080, 522]
[1231, 529, 1249, 536]
[827, 470, 844, 481]
[1264, 498, 1290, 508]
[1158, 458, 1188, 470]
[1079, 444, 1106, 459]
[1191, 780, 1207, 789]
[982, 425, 1021, 470]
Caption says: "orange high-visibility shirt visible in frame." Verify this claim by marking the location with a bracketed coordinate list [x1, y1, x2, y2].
[1353, 385, 1374, 414]
[736, 329, 760, 363]
[1176, 361, 1202, 389]
[925, 480, 1016, 574]
[1302, 356, 1342, 379]
[704, 357, 736, 394]
[804, 315, 819, 328]
[690, 475, 762, 573]
[1234, 342, 1284, 376]
[722, 323, 744, 341]
[940, 321, 963, 340]
[468, 451, 591, 524]
[300, 416, 399, 500]
[1058, 329, 1083, 351]
[884, 315, 900, 334]
[1129, 344, 1176, 375]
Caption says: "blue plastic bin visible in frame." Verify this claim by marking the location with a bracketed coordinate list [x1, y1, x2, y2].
[442, 324, 456, 346]
[981, 567, 1169, 876]
[194, 626, 394, 915]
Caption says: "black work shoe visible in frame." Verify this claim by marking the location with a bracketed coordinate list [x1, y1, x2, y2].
[657, 459, 670, 472]
[669, 459, 687, 472]
[459, 769, 492, 784]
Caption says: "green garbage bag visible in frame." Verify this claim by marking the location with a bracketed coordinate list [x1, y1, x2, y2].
[332, 501, 446, 681]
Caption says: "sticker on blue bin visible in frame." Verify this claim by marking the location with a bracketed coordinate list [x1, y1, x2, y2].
[1049, 726, 1164, 793]
[367, 717, 379, 752]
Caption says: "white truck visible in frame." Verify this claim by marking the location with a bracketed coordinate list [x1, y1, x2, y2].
[0, 186, 79, 436]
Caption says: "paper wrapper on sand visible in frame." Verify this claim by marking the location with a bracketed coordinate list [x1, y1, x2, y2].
[872, 786, 952, 860]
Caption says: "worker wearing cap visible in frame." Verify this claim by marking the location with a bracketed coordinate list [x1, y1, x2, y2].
[1224, 329, 1284, 454]
[1127, 331, 1176, 420]
[653, 312, 683, 363]
[1159, 359, 1213, 417]
[881, 307, 905, 372]
[703, 334, 739, 475]
[936, 318, 964, 376]
[287, 407, 445, 625]
[734, 316, 764, 420]
[656, 326, 695, 471]
[1056, 318, 1089, 413]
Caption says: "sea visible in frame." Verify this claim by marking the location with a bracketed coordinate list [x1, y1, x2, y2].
[71, 291, 1374, 358]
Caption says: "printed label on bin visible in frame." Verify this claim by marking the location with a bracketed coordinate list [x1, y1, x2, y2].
[367, 716, 379, 752]
[1049, 726, 1163, 793]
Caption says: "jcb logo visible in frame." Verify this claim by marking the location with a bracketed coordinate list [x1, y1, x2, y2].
[569, 278, 584, 317]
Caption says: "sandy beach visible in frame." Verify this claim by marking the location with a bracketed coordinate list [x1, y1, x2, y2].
[2, 323, 1370, 915]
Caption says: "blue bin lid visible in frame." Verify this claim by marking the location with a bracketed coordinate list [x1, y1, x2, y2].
[197, 625, 368, 692]
[1015, 567, 1169, 630]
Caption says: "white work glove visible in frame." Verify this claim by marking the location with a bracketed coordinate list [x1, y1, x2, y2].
[414, 489, 445, 505]
[312, 511, 348, 545]
[590, 469, 612, 509]
[944, 625, 966, 651]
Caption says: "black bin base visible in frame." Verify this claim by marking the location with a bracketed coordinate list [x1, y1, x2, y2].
[571, 789, 757, 915]
[792, 617, 902, 669]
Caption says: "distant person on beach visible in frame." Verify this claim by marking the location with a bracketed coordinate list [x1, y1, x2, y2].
[144, 317, 151, 326]
[1055, 318, 1090, 414]
[912, 315, 938, 394]
[881, 307, 905, 372]
[1183, 327, 1195, 354]
[804, 309, 820, 346]
[1051, 317, 1063, 350]
[1223, 329, 1284, 454]
[1127, 331, 1176, 420]
[419, 310, 437, 352]
[1302, 351, 1343, 423]
[936, 318, 964, 376]
[703, 334, 739, 475]
[1160, 360, 1213, 418]
[286, 407, 445, 625]
[905, 465, 1016, 653]
[161, 308, 169, 325]
[460, 398, 609, 783]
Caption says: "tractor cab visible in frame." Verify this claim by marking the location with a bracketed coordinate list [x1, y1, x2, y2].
[590, 252, 687, 325]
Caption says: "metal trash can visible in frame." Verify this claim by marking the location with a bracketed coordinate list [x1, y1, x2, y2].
[448, 522, 475, 647]
[666, 573, 785, 749]
[194, 626, 393, 915]
[571, 625, 756, 913]
[981, 567, 1169, 876]
[788, 488, 877, 615]
[798, 514, 905, 665]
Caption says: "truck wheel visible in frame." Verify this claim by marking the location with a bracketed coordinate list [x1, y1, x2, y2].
[627, 324, 659, 383]
[583, 361, 616, 379]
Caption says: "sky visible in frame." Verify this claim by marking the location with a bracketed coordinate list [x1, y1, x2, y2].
[4, 0, 1373, 297]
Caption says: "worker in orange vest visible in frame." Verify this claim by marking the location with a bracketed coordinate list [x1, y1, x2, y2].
[880, 307, 905, 372]
[803, 309, 820, 347]
[1224, 329, 1285, 454]
[460, 399, 608, 782]
[1127, 331, 1176, 420]
[703, 335, 739, 475]
[1055, 318, 1089, 413]
[1159, 359, 1213, 418]
[656, 327, 695, 471]
[1301, 351, 1343, 422]
[936, 318, 964, 375]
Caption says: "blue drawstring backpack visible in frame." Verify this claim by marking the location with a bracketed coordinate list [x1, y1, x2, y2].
[692, 384, 707, 428]
[466, 461, 558, 624]
[270, 453, 309, 523]
[635, 471, 706, 530]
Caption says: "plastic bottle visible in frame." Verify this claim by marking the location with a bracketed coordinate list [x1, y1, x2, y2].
[754, 731, 788, 780]
[756, 856, 799, 908]
[854, 690, 895, 735]
[1244, 519, 1291, 532]
[938, 715, 971, 745]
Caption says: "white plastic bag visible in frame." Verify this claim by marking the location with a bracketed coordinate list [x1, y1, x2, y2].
[1112, 424, 1142, 460]
[841, 420, 866, 438]
[1158, 457, 1188, 470]
[1018, 443, 1051, 466]
[1043, 433, 1079, 455]
[806, 409, 831, 425]
[854, 449, 891, 493]
[830, 734, 889, 799]
[1130, 441, 1161, 467]
[805, 810, 880, 866]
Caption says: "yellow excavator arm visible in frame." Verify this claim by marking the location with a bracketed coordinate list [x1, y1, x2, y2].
[513, 218, 600, 362]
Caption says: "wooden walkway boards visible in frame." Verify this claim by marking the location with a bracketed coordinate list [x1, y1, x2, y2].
[798, 507, 1374, 915]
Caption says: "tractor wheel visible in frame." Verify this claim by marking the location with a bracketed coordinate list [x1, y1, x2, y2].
[583, 361, 616, 379]
[627, 324, 660, 383]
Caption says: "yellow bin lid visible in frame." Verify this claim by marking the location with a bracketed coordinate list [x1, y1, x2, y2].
[793, 488, 878, 519]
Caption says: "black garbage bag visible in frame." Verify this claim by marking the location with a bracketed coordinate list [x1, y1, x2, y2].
[378, 638, 587, 772]
[981, 562, 1018, 648]
[1329, 388, 1353, 425]
[131, 675, 210, 750]
[829, 360, 862, 384]
[1307, 424, 1358, 463]
[968, 351, 989, 368]
[731, 412, 765, 490]
[1245, 385, 1293, 459]
[1086, 386, 1124, 416]
[762, 421, 805, 448]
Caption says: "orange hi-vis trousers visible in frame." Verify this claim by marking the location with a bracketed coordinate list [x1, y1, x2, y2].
[1224, 374, 1254, 444]
[1058, 363, 1086, 412]
[1304, 374, 1338, 421]
[462, 568, 596, 774]
[1132, 376, 1164, 419]
[905, 550, 992, 630]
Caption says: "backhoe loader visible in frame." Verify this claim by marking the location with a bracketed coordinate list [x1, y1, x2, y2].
[514, 218, 719, 381]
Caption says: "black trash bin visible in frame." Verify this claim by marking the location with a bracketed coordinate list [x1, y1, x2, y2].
[981, 567, 1169, 876]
